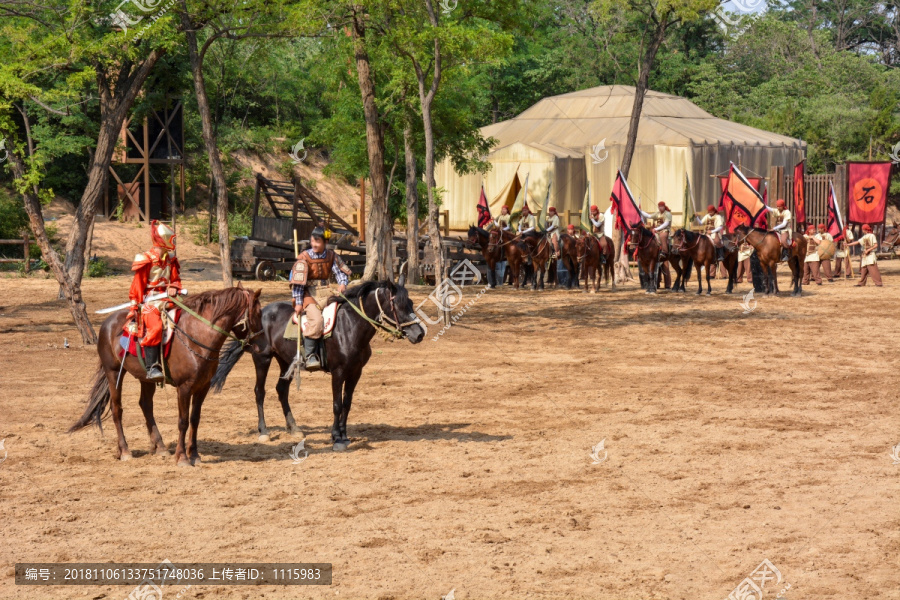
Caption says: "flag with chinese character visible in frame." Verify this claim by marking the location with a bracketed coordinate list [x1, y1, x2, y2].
[476, 185, 492, 229]
[793, 160, 807, 225]
[720, 163, 766, 233]
[826, 181, 845, 241]
[848, 162, 891, 225]
[609, 170, 642, 238]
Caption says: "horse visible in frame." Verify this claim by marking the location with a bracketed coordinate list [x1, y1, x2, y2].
[628, 224, 662, 294]
[69, 285, 264, 466]
[668, 248, 692, 293]
[575, 234, 615, 292]
[720, 233, 740, 294]
[518, 232, 552, 290]
[467, 225, 503, 288]
[211, 280, 425, 452]
[558, 233, 580, 290]
[490, 228, 528, 290]
[671, 228, 718, 295]
[734, 225, 807, 296]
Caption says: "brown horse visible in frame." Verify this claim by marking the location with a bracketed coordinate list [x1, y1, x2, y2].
[490, 228, 528, 289]
[70, 285, 264, 465]
[558, 233, 580, 289]
[720, 233, 740, 294]
[734, 225, 807, 296]
[671, 228, 718, 295]
[628, 225, 662, 294]
[576, 234, 615, 292]
[668, 249, 692, 293]
[519, 232, 551, 291]
[468, 225, 503, 287]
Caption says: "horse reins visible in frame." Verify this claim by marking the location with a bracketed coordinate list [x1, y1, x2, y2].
[168, 289, 262, 361]
[339, 288, 416, 340]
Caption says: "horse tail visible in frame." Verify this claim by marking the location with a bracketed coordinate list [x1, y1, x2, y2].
[211, 341, 246, 394]
[69, 364, 110, 433]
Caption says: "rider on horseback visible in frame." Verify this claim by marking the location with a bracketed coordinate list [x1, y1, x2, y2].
[516, 205, 538, 265]
[290, 224, 351, 371]
[639, 201, 672, 258]
[493, 205, 512, 231]
[128, 220, 183, 382]
[589, 205, 605, 237]
[697, 204, 725, 264]
[546, 206, 561, 259]
[765, 199, 792, 262]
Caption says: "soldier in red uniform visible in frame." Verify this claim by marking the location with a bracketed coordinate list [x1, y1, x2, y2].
[128, 221, 183, 381]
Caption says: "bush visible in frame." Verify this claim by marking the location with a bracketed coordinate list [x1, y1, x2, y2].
[87, 257, 109, 278]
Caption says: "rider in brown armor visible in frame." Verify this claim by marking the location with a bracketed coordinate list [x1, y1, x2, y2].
[128, 220, 183, 382]
[290, 224, 351, 371]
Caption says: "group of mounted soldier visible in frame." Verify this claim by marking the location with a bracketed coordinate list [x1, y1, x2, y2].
[469, 196, 884, 295]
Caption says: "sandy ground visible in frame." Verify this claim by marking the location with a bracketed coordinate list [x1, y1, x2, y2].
[1, 262, 899, 600]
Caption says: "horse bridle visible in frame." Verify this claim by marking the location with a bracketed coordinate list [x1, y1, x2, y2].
[341, 287, 419, 340]
[576, 235, 596, 263]
[169, 288, 262, 361]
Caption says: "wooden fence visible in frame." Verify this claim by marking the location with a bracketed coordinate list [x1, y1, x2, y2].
[0, 235, 32, 272]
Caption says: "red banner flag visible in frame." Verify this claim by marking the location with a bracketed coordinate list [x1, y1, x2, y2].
[476, 185, 492, 228]
[848, 162, 892, 225]
[826, 181, 845, 241]
[609, 170, 642, 237]
[793, 160, 806, 225]
[754, 184, 769, 228]
[720, 164, 767, 233]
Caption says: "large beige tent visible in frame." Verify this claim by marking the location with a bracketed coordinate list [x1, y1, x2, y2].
[435, 85, 805, 230]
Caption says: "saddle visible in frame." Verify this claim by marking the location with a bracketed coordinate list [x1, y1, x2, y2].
[283, 301, 339, 340]
[119, 308, 181, 360]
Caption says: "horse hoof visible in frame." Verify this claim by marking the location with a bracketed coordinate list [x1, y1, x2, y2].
[176, 457, 193, 467]
[191, 455, 202, 465]
[155, 447, 171, 456]
[332, 440, 350, 452]
[258, 434, 271, 443]
[119, 452, 133, 462]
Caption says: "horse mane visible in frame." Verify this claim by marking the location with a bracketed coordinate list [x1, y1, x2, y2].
[335, 280, 409, 308]
[181, 287, 249, 322]
[679, 228, 699, 242]
[468, 224, 488, 237]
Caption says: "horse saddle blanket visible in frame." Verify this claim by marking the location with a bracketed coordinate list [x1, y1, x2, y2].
[119, 308, 180, 359]
[284, 302, 339, 340]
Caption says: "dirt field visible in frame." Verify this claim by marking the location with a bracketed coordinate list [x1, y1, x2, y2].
[1, 263, 899, 600]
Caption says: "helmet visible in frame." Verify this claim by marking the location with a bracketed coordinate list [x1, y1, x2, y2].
[805, 225, 815, 234]
[817, 223, 826, 231]
[862, 224, 872, 233]
[567, 224, 576, 231]
[150, 220, 176, 250]
[707, 205, 717, 214]
[522, 205, 531, 214]
[657, 201, 666, 208]
[776, 199, 786, 209]
[590, 205, 599, 212]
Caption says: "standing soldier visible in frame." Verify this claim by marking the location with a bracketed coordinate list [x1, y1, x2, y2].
[816, 223, 835, 282]
[639, 201, 673, 256]
[546, 206, 561, 259]
[846, 224, 882, 287]
[589, 205, 605, 237]
[290, 224, 351, 370]
[735, 240, 754, 284]
[765, 199, 793, 261]
[801, 224, 822, 285]
[833, 225, 854, 279]
[128, 220, 184, 382]
[494, 205, 512, 232]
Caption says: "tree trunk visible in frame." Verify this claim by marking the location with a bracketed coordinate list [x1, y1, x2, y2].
[8, 151, 97, 343]
[403, 118, 420, 282]
[63, 50, 164, 293]
[352, 13, 394, 281]
[614, 18, 668, 278]
[181, 5, 233, 287]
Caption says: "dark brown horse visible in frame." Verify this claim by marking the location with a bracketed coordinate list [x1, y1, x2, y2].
[212, 280, 425, 451]
[575, 234, 615, 292]
[70, 285, 264, 466]
[671, 228, 718, 295]
[518, 232, 551, 290]
[734, 225, 807, 296]
[467, 225, 503, 287]
[668, 249, 692, 293]
[558, 233, 580, 289]
[628, 225, 662, 294]
[490, 228, 528, 290]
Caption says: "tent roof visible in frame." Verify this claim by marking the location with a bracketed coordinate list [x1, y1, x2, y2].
[481, 85, 804, 150]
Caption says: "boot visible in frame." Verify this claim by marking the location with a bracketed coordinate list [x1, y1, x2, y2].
[780, 247, 790, 262]
[304, 337, 321, 372]
[143, 344, 164, 382]
[716, 246, 724, 263]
